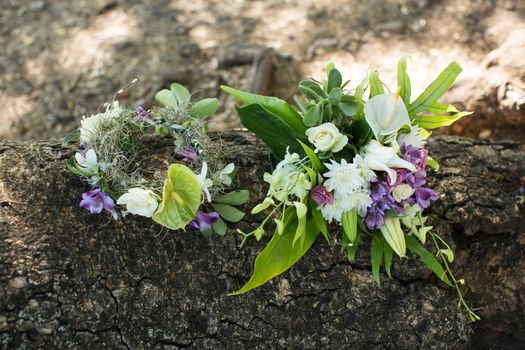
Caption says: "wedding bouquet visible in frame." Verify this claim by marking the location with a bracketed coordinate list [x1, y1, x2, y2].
[64, 82, 248, 236]
[223, 56, 478, 320]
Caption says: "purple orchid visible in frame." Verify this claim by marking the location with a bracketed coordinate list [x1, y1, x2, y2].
[365, 205, 386, 230]
[178, 147, 199, 164]
[310, 186, 334, 206]
[369, 178, 390, 201]
[387, 169, 409, 187]
[134, 105, 150, 121]
[190, 210, 220, 232]
[80, 188, 115, 214]
[79, 143, 87, 150]
[415, 187, 438, 209]
[406, 169, 427, 188]
[400, 144, 429, 170]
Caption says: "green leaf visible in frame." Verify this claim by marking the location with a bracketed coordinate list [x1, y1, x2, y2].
[371, 235, 384, 287]
[297, 139, 322, 172]
[212, 217, 228, 236]
[221, 85, 306, 134]
[152, 164, 202, 230]
[368, 70, 385, 97]
[397, 55, 411, 106]
[440, 248, 454, 263]
[63, 129, 80, 146]
[235, 104, 306, 159]
[414, 111, 473, 129]
[348, 118, 373, 147]
[406, 235, 453, 287]
[155, 89, 177, 109]
[213, 190, 250, 206]
[408, 62, 462, 116]
[293, 96, 308, 113]
[229, 213, 320, 295]
[341, 209, 358, 242]
[338, 101, 358, 117]
[310, 200, 329, 243]
[328, 87, 343, 105]
[327, 68, 343, 92]
[303, 103, 323, 127]
[298, 80, 327, 101]
[379, 215, 406, 258]
[293, 213, 307, 247]
[346, 229, 360, 262]
[171, 83, 191, 106]
[66, 157, 86, 176]
[212, 203, 245, 223]
[189, 98, 219, 118]
[354, 75, 369, 119]
[426, 156, 440, 171]
[383, 241, 393, 279]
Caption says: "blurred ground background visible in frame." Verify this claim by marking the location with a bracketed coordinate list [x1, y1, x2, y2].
[1, 0, 524, 141]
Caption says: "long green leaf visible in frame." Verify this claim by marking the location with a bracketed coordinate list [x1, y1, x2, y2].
[189, 98, 219, 118]
[371, 235, 384, 287]
[397, 55, 411, 106]
[415, 111, 473, 129]
[235, 104, 306, 159]
[408, 62, 462, 116]
[383, 241, 393, 279]
[212, 203, 245, 223]
[341, 209, 358, 242]
[63, 129, 80, 146]
[368, 70, 385, 97]
[221, 85, 306, 134]
[230, 215, 320, 295]
[406, 235, 453, 287]
[213, 190, 250, 205]
[354, 75, 369, 119]
[346, 229, 361, 262]
[297, 139, 322, 172]
[310, 200, 329, 243]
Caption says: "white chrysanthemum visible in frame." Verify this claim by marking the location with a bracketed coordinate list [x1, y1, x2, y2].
[352, 154, 375, 186]
[320, 200, 345, 224]
[80, 101, 122, 143]
[324, 159, 367, 197]
[397, 125, 426, 149]
[338, 189, 373, 217]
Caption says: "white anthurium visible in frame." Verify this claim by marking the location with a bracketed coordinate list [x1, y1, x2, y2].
[75, 149, 98, 169]
[215, 163, 235, 186]
[196, 162, 214, 202]
[305, 122, 348, 154]
[117, 188, 159, 218]
[364, 89, 410, 141]
[362, 140, 416, 184]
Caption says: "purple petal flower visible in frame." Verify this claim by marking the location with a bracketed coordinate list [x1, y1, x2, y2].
[415, 187, 438, 209]
[179, 147, 199, 164]
[310, 186, 334, 206]
[190, 211, 220, 232]
[365, 205, 386, 230]
[134, 105, 150, 121]
[387, 169, 409, 186]
[369, 178, 390, 201]
[79, 143, 87, 150]
[406, 169, 427, 188]
[80, 188, 115, 214]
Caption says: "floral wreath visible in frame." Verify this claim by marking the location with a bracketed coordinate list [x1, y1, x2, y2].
[223, 56, 479, 321]
[65, 82, 249, 235]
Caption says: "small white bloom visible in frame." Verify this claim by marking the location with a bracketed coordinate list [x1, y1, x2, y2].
[338, 189, 373, 217]
[392, 184, 415, 202]
[397, 125, 426, 149]
[117, 188, 158, 217]
[293, 201, 307, 219]
[352, 154, 375, 186]
[75, 149, 98, 169]
[80, 101, 122, 143]
[324, 159, 366, 197]
[364, 91, 410, 141]
[320, 200, 345, 224]
[196, 162, 214, 202]
[215, 163, 235, 186]
[264, 150, 312, 201]
[305, 122, 348, 153]
[401, 204, 431, 243]
[362, 139, 416, 184]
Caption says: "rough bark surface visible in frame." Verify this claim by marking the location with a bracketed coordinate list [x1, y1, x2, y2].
[0, 132, 523, 349]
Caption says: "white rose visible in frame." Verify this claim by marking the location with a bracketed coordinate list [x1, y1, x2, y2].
[392, 184, 415, 202]
[362, 140, 416, 184]
[305, 123, 348, 153]
[117, 188, 158, 217]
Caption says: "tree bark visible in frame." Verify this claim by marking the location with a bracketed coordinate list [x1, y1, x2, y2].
[1, 132, 523, 349]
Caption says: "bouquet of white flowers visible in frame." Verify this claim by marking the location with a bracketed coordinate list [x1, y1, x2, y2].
[223, 56, 478, 320]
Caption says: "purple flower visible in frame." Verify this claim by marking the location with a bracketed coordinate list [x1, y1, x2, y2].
[406, 169, 427, 188]
[80, 188, 115, 214]
[190, 211, 220, 232]
[369, 178, 389, 201]
[310, 186, 334, 205]
[179, 147, 199, 164]
[415, 187, 438, 209]
[365, 205, 386, 230]
[79, 143, 87, 150]
[387, 169, 409, 186]
[134, 105, 150, 121]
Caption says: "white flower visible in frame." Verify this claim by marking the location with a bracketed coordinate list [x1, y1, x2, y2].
[320, 200, 345, 224]
[401, 204, 432, 244]
[196, 162, 214, 202]
[339, 189, 373, 217]
[305, 122, 348, 153]
[364, 91, 410, 141]
[215, 163, 235, 186]
[397, 125, 426, 149]
[75, 149, 98, 169]
[362, 139, 416, 184]
[264, 150, 311, 201]
[324, 159, 366, 197]
[117, 188, 158, 217]
[80, 101, 122, 143]
[392, 184, 415, 202]
[352, 154, 375, 185]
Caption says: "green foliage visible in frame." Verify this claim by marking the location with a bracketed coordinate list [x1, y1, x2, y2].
[341, 208, 358, 242]
[212, 203, 245, 223]
[297, 139, 322, 172]
[189, 98, 219, 118]
[368, 70, 385, 97]
[213, 190, 250, 206]
[155, 83, 191, 109]
[397, 55, 411, 105]
[152, 164, 202, 230]
[371, 234, 384, 287]
[406, 235, 452, 287]
[212, 217, 228, 236]
[345, 229, 361, 262]
[63, 129, 80, 146]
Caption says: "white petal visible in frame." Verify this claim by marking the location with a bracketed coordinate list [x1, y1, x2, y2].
[75, 152, 86, 165]
[85, 149, 98, 166]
